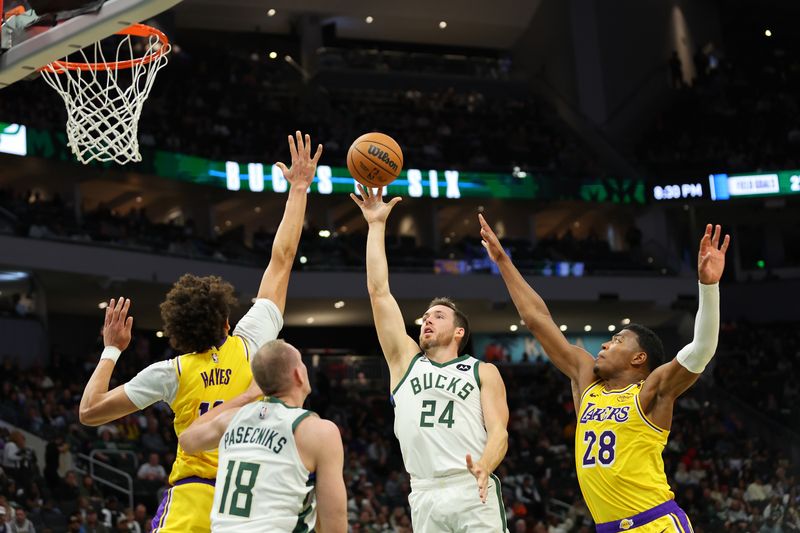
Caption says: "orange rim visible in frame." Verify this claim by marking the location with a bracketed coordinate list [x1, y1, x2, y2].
[42, 23, 169, 73]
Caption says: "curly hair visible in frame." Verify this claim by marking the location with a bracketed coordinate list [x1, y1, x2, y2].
[159, 274, 238, 354]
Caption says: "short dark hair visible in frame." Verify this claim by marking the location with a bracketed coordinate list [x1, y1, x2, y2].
[160, 274, 238, 354]
[622, 324, 665, 371]
[251, 339, 298, 396]
[427, 297, 470, 353]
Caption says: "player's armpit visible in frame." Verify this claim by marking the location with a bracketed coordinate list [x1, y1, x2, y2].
[639, 359, 700, 428]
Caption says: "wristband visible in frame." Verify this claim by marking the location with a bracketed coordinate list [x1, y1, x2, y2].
[100, 346, 121, 363]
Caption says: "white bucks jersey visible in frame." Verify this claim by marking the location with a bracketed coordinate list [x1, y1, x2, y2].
[392, 353, 486, 479]
[211, 398, 316, 533]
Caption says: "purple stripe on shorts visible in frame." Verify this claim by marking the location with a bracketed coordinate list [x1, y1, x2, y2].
[151, 487, 172, 532]
[675, 508, 693, 533]
[596, 500, 688, 533]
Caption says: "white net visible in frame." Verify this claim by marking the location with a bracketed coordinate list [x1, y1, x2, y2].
[40, 28, 170, 165]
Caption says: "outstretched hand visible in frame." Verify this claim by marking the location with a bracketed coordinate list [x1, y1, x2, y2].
[350, 183, 402, 225]
[698, 224, 730, 285]
[102, 297, 133, 351]
[478, 214, 508, 264]
[276, 131, 323, 191]
[466, 454, 489, 504]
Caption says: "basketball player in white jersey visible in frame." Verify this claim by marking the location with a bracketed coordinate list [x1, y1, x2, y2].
[351, 185, 510, 532]
[178, 339, 346, 533]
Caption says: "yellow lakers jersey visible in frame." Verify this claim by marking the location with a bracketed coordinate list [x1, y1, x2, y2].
[168, 335, 254, 484]
[575, 380, 673, 523]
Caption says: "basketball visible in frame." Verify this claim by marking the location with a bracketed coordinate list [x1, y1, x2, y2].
[347, 132, 404, 188]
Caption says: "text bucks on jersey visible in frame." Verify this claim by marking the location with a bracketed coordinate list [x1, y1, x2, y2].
[392, 354, 486, 479]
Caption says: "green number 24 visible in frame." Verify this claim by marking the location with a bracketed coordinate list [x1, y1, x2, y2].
[218, 460, 260, 517]
[420, 400, 455, 428]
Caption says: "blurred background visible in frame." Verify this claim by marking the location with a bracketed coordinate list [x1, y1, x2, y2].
[0, 0, 798, 531]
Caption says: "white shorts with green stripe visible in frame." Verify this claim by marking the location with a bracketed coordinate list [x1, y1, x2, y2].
[409, 471, 508, 532]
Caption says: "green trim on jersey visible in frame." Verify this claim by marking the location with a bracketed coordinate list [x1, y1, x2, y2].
[426, 353, 471, 368]
[291, 410, 315, 433]
[391, 353, 423, 396]
[291, 490, 315, 533]
[473, 360, 481, 389]
[267, 397, 302, 409]
[491, 473, 507, 530]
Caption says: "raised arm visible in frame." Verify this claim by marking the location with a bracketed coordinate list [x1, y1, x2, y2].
[178, 406, 239, 454]
[297, 418, 347, 533]
[640, 224, 729, 427]
[257, 131, 323, 313]
[479, 215, 596, 389]
[351, 185, 420, 382]
[79, 297, 139, 426]
[466, 362, 509, 503]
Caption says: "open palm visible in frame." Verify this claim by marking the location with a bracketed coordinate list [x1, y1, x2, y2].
[276, 130, 323, 190]
[698, 224, 730, 284]
[350, 183, 402, 225]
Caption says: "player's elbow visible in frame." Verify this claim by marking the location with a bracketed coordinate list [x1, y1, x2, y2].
[178, 432, 200, 454]
[366, 281, 389, 298]
[270, 245, 296, 267]
[79, 406, 105, 427]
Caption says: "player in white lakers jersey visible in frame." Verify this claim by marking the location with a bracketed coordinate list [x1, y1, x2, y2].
[352, 186, 510, 532]
[77, 131, 323, 532]
[178, 339, 346, 533]
[481, 217, 730, 533]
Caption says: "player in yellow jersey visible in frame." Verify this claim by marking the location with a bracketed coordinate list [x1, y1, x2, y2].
[77, 131, 323, 533]
[480, 216, 730, 533]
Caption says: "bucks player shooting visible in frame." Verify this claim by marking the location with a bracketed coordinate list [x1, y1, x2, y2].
[351, 185, 510, 533]
[481, 216, 730, 533]
[78, 131, 323, 533]
[179, 339, 346, 533]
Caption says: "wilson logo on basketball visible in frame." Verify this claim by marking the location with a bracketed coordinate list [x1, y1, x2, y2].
[367, 144, 399, 171]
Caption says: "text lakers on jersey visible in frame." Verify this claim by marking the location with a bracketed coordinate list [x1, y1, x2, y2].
[575, 380, 674, 523]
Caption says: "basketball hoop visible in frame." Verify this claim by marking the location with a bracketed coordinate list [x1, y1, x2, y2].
[39, 23, 170, 165]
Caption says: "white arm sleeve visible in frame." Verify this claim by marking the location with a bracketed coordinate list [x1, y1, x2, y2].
[676, 282, 720, 374]
[233, 298, 284, 356]
[123, 360, 179, 409]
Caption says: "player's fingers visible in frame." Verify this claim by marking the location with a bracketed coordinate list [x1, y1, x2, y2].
[125, 316, 133, 330]
[712, 224, 721, 248]
[720, 234, 731, 254]
[349, 193, 363, 206]
[478, 213, 488, 228]
[356, 183, 369, 199]
[112, 296, 124, 320]
[387, 197, 402, 209]
[295, 130, 304, 156]
[700, 253, 711, 270]
[287, 134, 298, 161]
[374, 187, 384, 201]
[104, 300, 113, 325]
[304, 134, 311, 157]
[312, 144, 323, 164]
[465, 453, 473, 470]
[118, 298, 131, 322]
[276, 162, 289, 176]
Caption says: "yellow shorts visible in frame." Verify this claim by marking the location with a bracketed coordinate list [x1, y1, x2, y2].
[616, 514, 694, 532]
[596, 500, 694, 533]
[151, 478, 215, 532]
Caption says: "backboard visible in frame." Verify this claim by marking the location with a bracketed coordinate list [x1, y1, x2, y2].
[0, 0, 181, 88]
